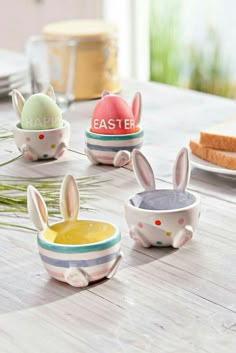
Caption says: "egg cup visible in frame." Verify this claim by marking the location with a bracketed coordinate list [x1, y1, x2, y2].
[14, 120, 70, 161]
[27, 175, 123, 287]
[12, 87, 70, 161]
[125, 148, 201, 248]
[85, 91, 143, 167]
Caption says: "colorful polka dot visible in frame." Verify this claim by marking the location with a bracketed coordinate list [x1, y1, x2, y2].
[155, 220, 161, 226]
[43, 154, 48, 158]
[165, 232, 172, 236]
[51, 144, 56, 149]
[138, 222, 143, 228]
[39, 134, 45, 140]
[178, 218, 184, 225]
[156, 241, 162, 245]
[25, 137, 31, 142]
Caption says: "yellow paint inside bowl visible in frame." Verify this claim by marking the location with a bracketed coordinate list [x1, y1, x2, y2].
[42, 220, 116, 245]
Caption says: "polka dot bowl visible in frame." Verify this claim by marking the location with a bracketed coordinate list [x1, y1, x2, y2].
[125, 148, 201, 248]
[13, 120, 70, 161]
[125, 189, 200, 248]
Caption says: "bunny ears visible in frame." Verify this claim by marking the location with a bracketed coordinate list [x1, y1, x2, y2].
[27, 175, 79, 231]
[132, 147, 190, 192]
[12, 85, 56, 119]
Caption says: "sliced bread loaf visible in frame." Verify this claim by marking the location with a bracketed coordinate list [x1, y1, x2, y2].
[189, 140, 236, 170]
[200, 119, 236, 152]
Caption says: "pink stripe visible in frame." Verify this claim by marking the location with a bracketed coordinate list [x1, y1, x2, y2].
[47, 270, 65, 278]
[47, 267, 112, 281]
[96, 155, 114, 160]
[90, 267, 111, 278]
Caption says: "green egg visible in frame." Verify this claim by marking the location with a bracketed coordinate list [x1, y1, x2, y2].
[20, 94, 62, 130]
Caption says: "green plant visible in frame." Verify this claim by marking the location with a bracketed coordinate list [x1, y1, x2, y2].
[0, 132, 105, 230]
[0, 175, 104, 230]
[149, 2, 236, 98]
[150, 0, 181, 85]
[188, 27, 235, 97]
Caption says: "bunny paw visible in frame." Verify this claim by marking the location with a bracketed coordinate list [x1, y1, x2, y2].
[64, 267, 89, 287]
[172, 225, 193, 248]
[54, 142, 67, 159]
[21, 144, 38, 161]
[113, 150, 131, 167]
[85, 147, 99, 165]
[129, 226, 151, 248]
[106, 252, 124, 279]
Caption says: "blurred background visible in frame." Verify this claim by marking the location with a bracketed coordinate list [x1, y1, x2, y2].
[0, 0, 236, 98]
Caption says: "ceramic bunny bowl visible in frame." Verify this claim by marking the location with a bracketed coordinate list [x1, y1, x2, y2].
[12, 86, 70, 161]
[27, 175, 123, 287]
[85, 91, 144, 167]
[125, 148, 201, 248]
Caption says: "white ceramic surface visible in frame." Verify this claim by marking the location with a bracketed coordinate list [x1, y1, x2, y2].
[27, 175, 123, 287]
[85, 91, 143, 167]
[13, 120, 70, 161]
[85, 128, 144, 167]
[125, 148, 201, 248]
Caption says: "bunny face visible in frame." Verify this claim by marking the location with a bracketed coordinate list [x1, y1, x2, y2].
[27, 175, 123, 287]
[125, 148, 201, 248]
[85, 91, 143, 167]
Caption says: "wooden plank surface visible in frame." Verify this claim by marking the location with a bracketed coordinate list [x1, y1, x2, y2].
[0, 80, 235, 352]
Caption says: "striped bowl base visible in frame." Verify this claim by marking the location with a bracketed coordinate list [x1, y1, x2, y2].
[85, 129, 144, 165]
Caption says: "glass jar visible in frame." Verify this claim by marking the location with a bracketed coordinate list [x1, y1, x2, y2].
[42, 20, 121, 100]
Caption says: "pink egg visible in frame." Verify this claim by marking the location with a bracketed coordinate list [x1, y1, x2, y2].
[91, 95, 137, 135]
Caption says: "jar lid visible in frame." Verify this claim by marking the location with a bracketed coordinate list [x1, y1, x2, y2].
[43, 20, 117, 40]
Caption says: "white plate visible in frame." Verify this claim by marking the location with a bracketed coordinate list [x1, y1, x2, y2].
[0, 80, 28, 97]
[190, 152, 236, 176]
[0, 73, 28, 88]
[0, 50, 28, 79]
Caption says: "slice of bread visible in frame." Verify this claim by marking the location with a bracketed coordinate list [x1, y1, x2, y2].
[189, 140, 236, 170]
[200, 119, 236, 152]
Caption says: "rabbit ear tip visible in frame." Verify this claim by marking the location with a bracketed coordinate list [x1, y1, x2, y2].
[134, 92, 141, 100]
[47, 84, 54, 90]
[132, 149, 139, 157]
[63, 174, 77, 187]
[178, 147, 189, 158]
[27, 185, 34, 193]
[64, 174, 75, 180]
[132, 148, 139, 153]
[102, 90, 110, 97]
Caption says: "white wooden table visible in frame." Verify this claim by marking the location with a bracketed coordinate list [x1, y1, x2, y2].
[0, 80, 236, 353]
